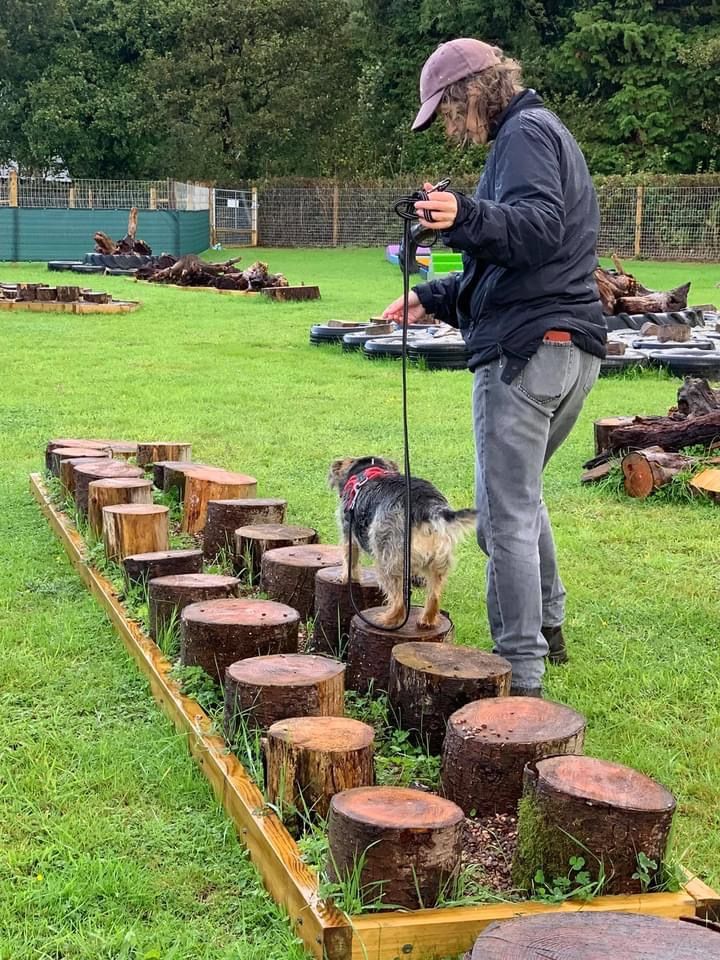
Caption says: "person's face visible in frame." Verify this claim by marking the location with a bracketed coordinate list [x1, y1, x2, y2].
[439, 96, 489, 146]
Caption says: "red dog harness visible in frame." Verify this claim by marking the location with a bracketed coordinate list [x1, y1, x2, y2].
[342, 466, 397, 512]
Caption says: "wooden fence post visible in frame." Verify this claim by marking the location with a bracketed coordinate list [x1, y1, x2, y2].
[68, 186, 76, 208]
[150, 188, 157, 210]
[9, 170, 18, 207]
[251, 187, 258, 247]
[634, 185, 645, 258]
[332, 182, 340, 247]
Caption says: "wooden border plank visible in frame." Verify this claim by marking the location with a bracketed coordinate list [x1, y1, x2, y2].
[0, 300, 140, 315]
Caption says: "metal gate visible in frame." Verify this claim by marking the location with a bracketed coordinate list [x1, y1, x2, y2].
[211, 187, 257, 246]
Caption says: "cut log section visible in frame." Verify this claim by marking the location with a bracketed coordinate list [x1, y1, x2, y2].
[346, 607, 454, 695]
[581, 462, 612, 484]
[148, 573, 239, 640]
[310, 566, 386, 658]
[441, 697, 586, 816]
[512, 755, 676, 895]
[45, 437, 110, 472]
[180, 598, 300, 683]
[234, 523, 318, 583]
[204, 498, 288, 560]
[622, 449, 694, 498]
[388, 642, 512, 753]
[50, 445, 110, 478]
[690, 468, 720, 502]
[327, 786, 464, 910]
[56, 286, 81, 302]
[594, 410, 720, 460]
[182, 467, 258, 535]
[223, 653, 345, 738]
[593, 416, 636, 455]
[123, 548, 204, 589]
[261, 285, 320, 301]
[74, 460, 145, 514]
[266, 716, 375, 823]
[36, 286, 58, 301]
[87, 477, 153, 536]
[260, 545, 344, 621]
[102, 441, 138, 460]
[102, 503, 169, 562]
[59, 456, 111, 497]
[136, 442, 192, 468]
[472, 912, 720, 960]
[151, 460, 211, 493]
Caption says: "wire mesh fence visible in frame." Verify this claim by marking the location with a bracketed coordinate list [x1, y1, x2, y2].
[0, 177, 209, 210]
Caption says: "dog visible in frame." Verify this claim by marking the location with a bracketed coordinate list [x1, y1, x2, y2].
[328, 456, 477, 629]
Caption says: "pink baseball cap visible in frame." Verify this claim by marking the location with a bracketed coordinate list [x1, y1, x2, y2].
[412, 38, 502, 132]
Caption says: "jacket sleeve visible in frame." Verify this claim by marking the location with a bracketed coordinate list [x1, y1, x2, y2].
[441, 118, 565, 269]
[412, 273, 461, 326]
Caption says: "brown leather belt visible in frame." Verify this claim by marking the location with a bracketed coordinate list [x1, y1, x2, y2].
[544, 330, 572, 342]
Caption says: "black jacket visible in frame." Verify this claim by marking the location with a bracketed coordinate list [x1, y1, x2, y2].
[414, 90, 606, 378]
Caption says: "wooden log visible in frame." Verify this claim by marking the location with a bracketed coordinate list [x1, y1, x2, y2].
[387, 642, 512, 754]
[17, 283, 41, 301]
[182, 467, 258, 535]
[593, 416, 636, 455]
[677, 377, 720, 416]
[266, 716, 375, 823]
[123, 548, 204, 589]
[346, 607, 454, 695]
[441, 697, 586, 816]
[622, 449, 694, 498]
[615, 282, 690, 315]
[261, 285, 321, 301]
[581, 462, 612, 484]
[148, 573, 239, 640]
[310, 566, 386, 658]
[472, 912, 720, 959]
[59, 456, 110, 496]
[102, 441, 138, 460]
[136, 442, 192, 468]
[50, 445, 110, 477]
[152, 460, 210, 493]
[36, 286, 58, 301]
[223, 653, 345, 737]
[260, 545, 344, 622]
[180, 598, 300, 683]
[102, 503, 169, 562]
[690, 468, 720, 502]
[204, 498, 288, 560]
[80, 291, 111, 304]
[87, 477, 153, 536]
[45, 437, 109, 471]
[512, 755, 676, 895]
[234, 523, 317, 583]
[327, 786, 464, 910]
[73, 460, 144, 514]
[592, 410, 720, 461]
[56, 285, 81, 302]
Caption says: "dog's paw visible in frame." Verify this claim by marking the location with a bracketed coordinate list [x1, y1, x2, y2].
[376, 610, 404, 628]
[417, 614, 439, 630]
[338, 569, 350, 585]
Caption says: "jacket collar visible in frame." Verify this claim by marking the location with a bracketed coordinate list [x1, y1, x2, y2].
[489, 88, 544, 140]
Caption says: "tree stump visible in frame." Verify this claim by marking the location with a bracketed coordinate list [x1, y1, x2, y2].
[223, 653, 345, 737]
[593, 416, 636, 455]
[512, 754, 676, 895]
[441, 697, 586, 816]
[59, 457, 110, 497]
[691, 468, 720, 502]
[102, 441, 138, 460]
[45, 437, 109, 472]
[136, 442, 192, 468]
[327, 786, 464, 910]
[152, 460, 211, 494]
[388, 642, 512, 753]
[102, 504, 169, 562]
[310, 566, 386, 658]
[472, 912, 720, 960]
[266, 717, 375, 823]
[203, 498, 288, 560]
[260, 545, 344, 621]
[148, 573, 240, 640]
[180, 598, 300, 683]
[87, 477, 153, 536]
[36, 286, 58, 301]
[234, 523, 318, 583]
[182, 467, 258, 535]
[123, 548, 204, 590]
[50, 445, 109, 478]
[622, 449, 694, 498]
[346, 607, 454, 695]
[81, 291, 111, 304]
[74, 460, 145, 514]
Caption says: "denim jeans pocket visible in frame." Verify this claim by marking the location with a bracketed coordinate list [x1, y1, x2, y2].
[516, 342, 573, 405]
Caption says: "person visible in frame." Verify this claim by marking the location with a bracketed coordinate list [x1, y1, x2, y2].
[383, 38, 606, 697]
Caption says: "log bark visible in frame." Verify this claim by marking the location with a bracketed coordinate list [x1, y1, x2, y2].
[622, 449, 694, 498]
[181, 467, 258, 535]
[73, 460, 145, 514]
[615, 282, 690, 315]
[441, 697, 586, 816]
[260, 545, 344, 621]
[152, 460, 210, 493]
[512, 755, 676, 895]
[327, 786, 464, 910]
[310, 566, 386, 658]
[677, 377, 720, 417]
[589, 411, 720, 463]
[123, 548, 204, 589]
[387, 642, 512, 754]
[50, 445, 110, 478]
[204, 498, 287, 560]
[87, 477, 153, 536]
[45, 437, 109, 472]
[148, 573, 239, 640]
[234, 523, 317, 583]
[56, 286, 81, 302]
[223, 653, 345, 737]
[36, 286, 57, 301]
[266, 716, 375, 824]
[59, 456, 110, 496]
[346, 607, 454, 695]
[102, 503, 169, 562]
[180, 598, 300, 683]
[136, 442, 192, 468]
[593, 416, 636, 455]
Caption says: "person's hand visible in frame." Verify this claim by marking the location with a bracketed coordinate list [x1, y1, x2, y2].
[382, 289, 428, 325]
[414, 181, 458, 231]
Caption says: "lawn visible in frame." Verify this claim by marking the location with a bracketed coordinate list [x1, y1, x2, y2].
[1, 249, 719, 959]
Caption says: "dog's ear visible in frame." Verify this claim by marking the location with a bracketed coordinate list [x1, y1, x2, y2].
[328, 457, 355, 491]
[384, 458, 400, 473]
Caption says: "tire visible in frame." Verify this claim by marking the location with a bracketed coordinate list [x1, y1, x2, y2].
[309, 323, 367, 345]
[607, 309, 704, 331]
[648, 348, 720, 379]
[104, 268, 137, 276]
[363, 337, 407, 359]
[47, 261, 81, 272]
[632, 337, 715, 351]
[71, 264, 106, 275]
[343, 329, 398, 352]
[600, 351, 649, 376]
[408, 339, 470, 371]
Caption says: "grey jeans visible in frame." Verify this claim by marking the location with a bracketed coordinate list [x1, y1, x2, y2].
[473, 341, 601, 690]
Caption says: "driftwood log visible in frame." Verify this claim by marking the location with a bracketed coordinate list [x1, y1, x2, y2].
[203, 498, 287, 560]
[123, 548, 204, 589]
[182, 467, 257, 535]
[94, 207, 152, 256]
[136, 442, 192, 468]
[234, 523, 318, 583]
[102, 504, 169, 562]
[677, 377, 720, 416]
[594, 263, 690, 316]
[87, 477, 153, 536]
[148, 573, 240, 640]
[137, 256, 289, 291]
[310, 566, 385, 658]
[73, 460, 144, 514]
[260, 545, 344, 621]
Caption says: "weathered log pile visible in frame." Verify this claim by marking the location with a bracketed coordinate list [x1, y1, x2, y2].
[135, 254, 289, 291]
[594, 257, 690, 316]
[94, 207, 153, 256]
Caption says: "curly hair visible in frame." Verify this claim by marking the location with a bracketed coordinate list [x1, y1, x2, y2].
[439, 57, 524, 146]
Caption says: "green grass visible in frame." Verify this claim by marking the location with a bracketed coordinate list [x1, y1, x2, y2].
[1, 250, 720, 956]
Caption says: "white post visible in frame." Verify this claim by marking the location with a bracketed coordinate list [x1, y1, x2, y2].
[251, 187, 258, 247]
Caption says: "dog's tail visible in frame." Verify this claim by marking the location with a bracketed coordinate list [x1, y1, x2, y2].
[441, 507, 477, 528]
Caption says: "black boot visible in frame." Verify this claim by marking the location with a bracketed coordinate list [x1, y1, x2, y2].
[543, 624, 568, 665]
[510, 686, 543, 698]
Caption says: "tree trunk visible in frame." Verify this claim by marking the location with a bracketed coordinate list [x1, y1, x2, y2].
[441, 697, 586, 817]
[180, 597, 300, 683]
[50, 445, 110, 478]
[87, 477, 153, 536]
[204, 498, 287, 560]
[127, 206, 138, 241]
[512, 755, 676, 895]
[260, 545, 344, 622]
[59, 456, 111, 496]
[388, 642, 512, 754]
[152, 460, 209, 494]
[593, 417, 636, 455]
[266, 716, 375, 825]
[17, 283, 41, 301]
[223, 653, 345, 737]
[261, 285, 321, 301]
[102, 504, 169, 562]
[615, 282, 690, 315]
[36, 286, 57, 301]
[136, 442, 192, 468]
[56, 286, 81, 302]
[74, 460, 145, 515]
[93, 232, 116, 254]
[148, 573, 239, 640]
[589, 411, 720, 462]
[622, 449, 694, 498]
[234, 523, 318, 583]
[181, 467, 258, 535]
[677, 377, 720, 416]
[123, 548, 204, 589]
[346, 607, 454, 695]
[310, 566, 385, 658]
[327, 786, 464, 910]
